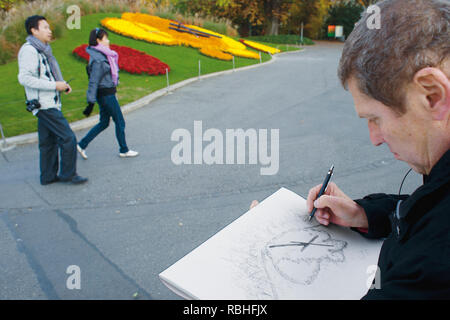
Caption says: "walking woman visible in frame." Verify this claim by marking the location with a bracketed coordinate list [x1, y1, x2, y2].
[77, 28, 138, 159]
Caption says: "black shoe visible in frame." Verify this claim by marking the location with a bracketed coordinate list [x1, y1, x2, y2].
[60, 175, 88, 185]
[41, 176, 60, 185]
[70, 175, 88, 185]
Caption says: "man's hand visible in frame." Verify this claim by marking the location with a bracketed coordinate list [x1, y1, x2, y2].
[249, 183, 368, 229]
[64, 84, 72, 94]
[306, 182, 368, 228]
[55, 81, 70, 92]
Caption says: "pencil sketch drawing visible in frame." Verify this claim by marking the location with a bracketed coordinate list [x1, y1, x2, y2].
[262, 225, 348, 286]
[225, 224, 348, 299]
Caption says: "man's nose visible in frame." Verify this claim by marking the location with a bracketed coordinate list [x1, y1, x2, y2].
[368, 122, 384, 146]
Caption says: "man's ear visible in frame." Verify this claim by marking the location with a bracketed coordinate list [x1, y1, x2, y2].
[413, 67, 450, 121]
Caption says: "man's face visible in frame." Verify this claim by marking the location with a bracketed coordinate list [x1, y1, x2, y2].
[31, 19, 52, 44]
[348, 77, 431, 175]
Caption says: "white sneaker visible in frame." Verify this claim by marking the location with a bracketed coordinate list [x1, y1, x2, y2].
[77, 144, 88, 159]
[119, 150, 139, 158]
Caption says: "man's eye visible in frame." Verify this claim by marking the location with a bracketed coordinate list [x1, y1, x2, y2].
[369, 118, 379, 125]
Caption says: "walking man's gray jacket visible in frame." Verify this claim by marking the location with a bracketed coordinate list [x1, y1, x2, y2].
[18, 42, 61, 115]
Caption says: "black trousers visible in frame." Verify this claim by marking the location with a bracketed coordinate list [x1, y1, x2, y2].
[36, 108, 77, 184]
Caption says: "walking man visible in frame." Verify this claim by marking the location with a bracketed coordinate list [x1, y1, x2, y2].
[18, 15, 88, 185]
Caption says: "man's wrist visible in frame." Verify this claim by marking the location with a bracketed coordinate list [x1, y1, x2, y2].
[353, 203, 369, 229]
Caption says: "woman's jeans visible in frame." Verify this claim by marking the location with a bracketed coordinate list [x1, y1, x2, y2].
[78, 94, 129, 154]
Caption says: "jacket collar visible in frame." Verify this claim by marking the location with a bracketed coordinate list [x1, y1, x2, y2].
[86, 46, 107, 62]
[392, 149, 450, 242]
[423, 149, 450, 185]
[400, 149, 450, 219]
[389, 150, 450, 241]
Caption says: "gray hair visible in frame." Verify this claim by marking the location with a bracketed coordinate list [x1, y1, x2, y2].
[338, 0, 450, 114]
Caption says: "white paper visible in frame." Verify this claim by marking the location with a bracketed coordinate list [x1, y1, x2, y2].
[159, 188, 382, 300]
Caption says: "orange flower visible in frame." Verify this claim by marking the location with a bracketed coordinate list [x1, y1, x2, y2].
[200, 47, 233, 60]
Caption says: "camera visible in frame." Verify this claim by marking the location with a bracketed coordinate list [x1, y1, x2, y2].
[26, 99, 41, 112]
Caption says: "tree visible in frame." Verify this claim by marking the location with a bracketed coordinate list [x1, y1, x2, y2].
[261, 0, 293, 35]
[0, 0, 19, 12]
[177, 0, 295, 36]
[282, 0, 331, 39]
[175, 0, 337, 38]
[215, 0, 293, 35]
[356, 0, 378, 7]
[324, 0, 364, 38]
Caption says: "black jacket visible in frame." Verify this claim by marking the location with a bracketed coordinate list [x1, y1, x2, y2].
[353, 149, 450, 299]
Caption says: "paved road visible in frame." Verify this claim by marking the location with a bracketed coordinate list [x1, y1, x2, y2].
[0, 41, 422, 299]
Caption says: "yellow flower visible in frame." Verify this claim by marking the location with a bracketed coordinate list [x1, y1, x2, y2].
[225, 48, 260, 59]
[101, 18, 178, 46]
[101, 13, 261, 61]
[240, 39, 281, 55]
[200, 47, 233, 61]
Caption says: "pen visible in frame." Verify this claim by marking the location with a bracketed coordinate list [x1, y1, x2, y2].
[308, 165, 334, 222]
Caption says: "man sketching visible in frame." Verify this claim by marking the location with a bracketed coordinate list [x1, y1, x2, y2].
[252, 0, 449, 299]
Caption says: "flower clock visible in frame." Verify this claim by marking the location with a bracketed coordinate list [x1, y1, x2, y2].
[99, 13, 280, 61]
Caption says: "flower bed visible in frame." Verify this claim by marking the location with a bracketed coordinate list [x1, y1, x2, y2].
[200, 47, 233, 61]
[239, 39, 281, 55]
[73, 44, 170, 75]
[101, 17, 178, 46]
[100, 13, 263, 61]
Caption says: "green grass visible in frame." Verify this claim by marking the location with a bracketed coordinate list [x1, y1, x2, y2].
[0, 13, 301, 138]
[249, 41, 302, 53]
[245, 34, 315, 46]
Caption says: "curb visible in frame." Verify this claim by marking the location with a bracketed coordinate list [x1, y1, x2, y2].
[3, 48, 303, 147]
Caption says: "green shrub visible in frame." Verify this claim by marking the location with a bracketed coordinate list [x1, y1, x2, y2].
[48, 16, 66, 39]
[140, 7, 150, 14]
[0, 36, 15, 64]
[3, 19, 26, 44]
[202, 21, 227, 36]
[0, 0, 18, 11]
[75, 1, 89, 14]
[245, 34, 314, 45]
[103, 3, 125, 14]
[155, 11, 175, 21]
